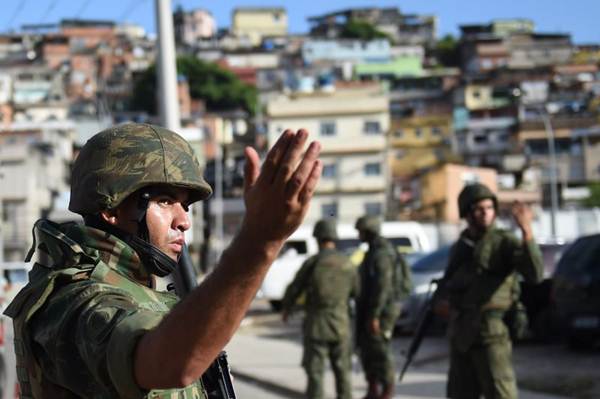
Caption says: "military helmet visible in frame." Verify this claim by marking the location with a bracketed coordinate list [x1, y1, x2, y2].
[313, 219, 338, 241]
[355, 215, 381, 234]
[458, 183, 498, 218]
[69, 123, 213, 215]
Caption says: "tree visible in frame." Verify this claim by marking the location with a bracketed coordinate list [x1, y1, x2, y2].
[339, 19, 391, 42]
[131, 55, 257, 115]
[434, 34, 460, 67]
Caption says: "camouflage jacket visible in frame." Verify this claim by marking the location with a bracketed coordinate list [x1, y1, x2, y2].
[356, 236, 397, 322]
[4, 220, 207, 399]
[444, 227, 543, 350]
[281, 248, 358, 341]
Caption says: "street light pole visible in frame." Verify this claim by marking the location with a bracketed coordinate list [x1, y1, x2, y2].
[540, 108, 559, 239]
[155, 0, 180, 131]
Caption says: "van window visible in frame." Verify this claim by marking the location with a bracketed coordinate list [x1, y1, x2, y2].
[337, 238, 361, 255]
[280, 240, 308, 256]
[389, 237, 413, 253]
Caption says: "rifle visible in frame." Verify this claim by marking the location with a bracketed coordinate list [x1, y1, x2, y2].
[398, 278, 444, 382]
[175, 245, 237, 399]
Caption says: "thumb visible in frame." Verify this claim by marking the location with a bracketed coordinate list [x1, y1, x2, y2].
[244, 146, 260, 195]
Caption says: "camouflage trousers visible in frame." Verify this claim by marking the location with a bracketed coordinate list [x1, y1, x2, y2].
[302, 337, 352, 399]
[447, 314, 517, 399]
[356, 305, 399, 387]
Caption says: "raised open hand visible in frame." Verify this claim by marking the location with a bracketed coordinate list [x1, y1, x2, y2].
[241, 129, 322, 244]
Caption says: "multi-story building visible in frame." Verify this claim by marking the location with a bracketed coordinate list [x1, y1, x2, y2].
[307, 7, 436, 46]
[232, 7, 288, 47]
[302, 39, 391, 66]
[174, 7, 217, 46]
[266, 83, 389, 224]
[460, 20, 573, 73]
[0, 121, 75, 261]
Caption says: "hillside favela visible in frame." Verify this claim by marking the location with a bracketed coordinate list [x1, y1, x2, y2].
[0, 2, 599, 399]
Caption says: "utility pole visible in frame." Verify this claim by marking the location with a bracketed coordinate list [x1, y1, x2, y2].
[155, 0, 180, 131]
[540, 108, 559, 239]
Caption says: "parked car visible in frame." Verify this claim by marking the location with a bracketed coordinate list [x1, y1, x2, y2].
[395, 245, 450, 333]
[257, 221, 431, 311]
[552, 234, 600, 349]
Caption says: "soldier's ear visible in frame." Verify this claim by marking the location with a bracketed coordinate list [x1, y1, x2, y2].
[100, 209, 119, 225]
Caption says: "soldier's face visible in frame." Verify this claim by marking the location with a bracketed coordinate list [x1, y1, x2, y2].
[145, 187, 191, 261]
[105, 186, 191, 261]
[469, 198, 496, 229]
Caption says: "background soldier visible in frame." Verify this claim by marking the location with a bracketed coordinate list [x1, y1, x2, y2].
[281, 218, 359, 399]
[436, 183, 543, 399]
[355, 216, 407, 399]
[4, 123, 321, 398]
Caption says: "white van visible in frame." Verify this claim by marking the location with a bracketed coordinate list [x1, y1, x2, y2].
[257, 221, 430, 311]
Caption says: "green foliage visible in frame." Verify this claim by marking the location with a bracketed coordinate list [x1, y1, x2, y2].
[583, 183, 600, 207]
[339, 19, 390, 41]
[131, 55, 257, 115]
[435, 34, 460, 67]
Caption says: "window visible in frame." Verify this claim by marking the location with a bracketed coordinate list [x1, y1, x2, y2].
[431, 127, 442, 136]
[322, 164, 337, 178]
[394, 129, 404, 138]
[320, 121, 336, 136]
[364, 202, 382, 216]
[414, 127, 423, 138]
[364, 121, 381, 134]
[364, 162, 381, 176]
[321, 202, 338, 218]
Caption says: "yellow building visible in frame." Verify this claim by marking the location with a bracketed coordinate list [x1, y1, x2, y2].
[232, 7, 287, 46]
[389, 115, 456, 177]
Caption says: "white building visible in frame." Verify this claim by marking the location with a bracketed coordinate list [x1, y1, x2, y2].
[267, 83, 389, 224]
[0, 120, 75, 261]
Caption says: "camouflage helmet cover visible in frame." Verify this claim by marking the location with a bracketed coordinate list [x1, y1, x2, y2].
[458, 183, 498, 218]
[313, 218, 338, 241]
[355, 215, 381, 234]
[69, 123, 213, 215]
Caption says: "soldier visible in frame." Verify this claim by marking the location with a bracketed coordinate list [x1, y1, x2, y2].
[4, 123, 321, 398]
[355, 216, 407, 399]
[436, 183, 543, 399]
[281, 219, 359, 399]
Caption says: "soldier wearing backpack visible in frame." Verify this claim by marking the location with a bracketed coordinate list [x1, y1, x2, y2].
[282, 219, 359, 399]
[355, 216, 412, 399]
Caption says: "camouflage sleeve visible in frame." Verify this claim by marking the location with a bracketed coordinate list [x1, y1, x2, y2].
[505, 234, 543, 284]
[351, 264, 360, 299]
[30, 281, 165, 398]
[281, 256, 316, 313]
[367, 249, 394, 320]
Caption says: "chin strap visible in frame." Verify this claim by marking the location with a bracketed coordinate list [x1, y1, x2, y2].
[85, 191, 178, 277]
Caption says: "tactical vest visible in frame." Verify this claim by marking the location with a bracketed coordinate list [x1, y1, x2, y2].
[4, 221, 207, 399]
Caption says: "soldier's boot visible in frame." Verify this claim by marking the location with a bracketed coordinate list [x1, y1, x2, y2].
[362, 378, 379, 399]
[377, 383, 394, 399]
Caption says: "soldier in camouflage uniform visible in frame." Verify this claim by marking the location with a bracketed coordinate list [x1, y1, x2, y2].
[436, 183, 543, 399]
[281, 219, 359, 399]
[354, 216, 403, 399]
[4, 123, 322, 398]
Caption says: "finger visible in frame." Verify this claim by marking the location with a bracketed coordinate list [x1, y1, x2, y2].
[274, 129, 309, 185]
[298, 159, 322, 206]
[243, 146, 260, 196]
[285, 140, 321, 198]
[260, 130, 295, 184]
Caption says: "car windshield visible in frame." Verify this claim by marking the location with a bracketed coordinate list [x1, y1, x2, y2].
[554, 235, 600, 279]
[337, 238, 362, 255]
[411, 246, 451, 273]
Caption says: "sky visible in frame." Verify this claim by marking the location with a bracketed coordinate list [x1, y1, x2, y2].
[3, 0, 600, 44]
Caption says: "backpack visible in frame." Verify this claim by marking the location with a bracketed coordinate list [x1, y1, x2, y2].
[389, 244, 413, 300]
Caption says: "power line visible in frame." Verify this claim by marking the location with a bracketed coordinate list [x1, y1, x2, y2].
[40, 0, 60, 24]
[5, 0, 27, 31]
[75, 0, 93, 18]
[119, 0, 149, 22]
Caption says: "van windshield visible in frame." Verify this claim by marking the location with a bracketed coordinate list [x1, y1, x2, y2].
[337, 238, 362, 255]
